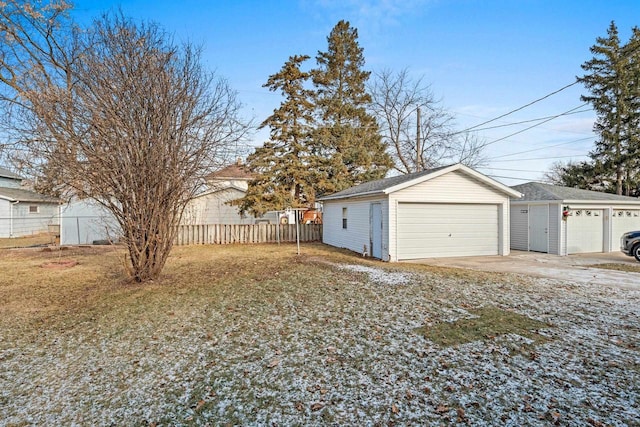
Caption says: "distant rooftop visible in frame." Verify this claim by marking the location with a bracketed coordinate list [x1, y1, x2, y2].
[0, 187, 60, 203]
[206, 162, 253, 181]
[0, 166, 22, 180]
[511, 182, 640, 202]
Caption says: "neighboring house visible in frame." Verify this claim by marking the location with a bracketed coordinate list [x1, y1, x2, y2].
[510, 182, 640, 255]
[319, 163, 521, 261]
[0, 166, 23, 188]
[182, 162, 256, 225]
[60, 198, 120, 245]
[0, 167, 60, 238]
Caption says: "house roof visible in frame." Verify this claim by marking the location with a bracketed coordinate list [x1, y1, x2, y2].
[206, 163, 253, 181]
[319, 163, 522, 201]
[0, 187, 60, 203]
[0, 166, 22, 180]
[511, 182, 640, 203]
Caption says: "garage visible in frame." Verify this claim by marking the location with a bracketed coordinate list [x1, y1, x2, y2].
[566, 209, 604, 254]
[320, 164, 520, 261]
[511, 182, 640, 256]
[613, 210, 640, 246]
[397, 203, 498, 259]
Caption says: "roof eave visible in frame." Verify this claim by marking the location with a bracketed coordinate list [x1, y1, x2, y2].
[318, 190, 386, 202]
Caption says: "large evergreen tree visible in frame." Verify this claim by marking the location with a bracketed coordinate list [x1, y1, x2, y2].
[578, 21, 639, 195]
[311, 20, 392, 194]
[234, 55, 316, 216]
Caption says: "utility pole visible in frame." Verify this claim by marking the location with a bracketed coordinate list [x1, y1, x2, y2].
[416, 106, 421, 171]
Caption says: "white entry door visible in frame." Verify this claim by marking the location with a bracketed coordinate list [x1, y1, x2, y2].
[397, 203, 499, 259]
[567, 209, 604, 254]
[370, 203, 383, 259]
[529, 205, 549, 253]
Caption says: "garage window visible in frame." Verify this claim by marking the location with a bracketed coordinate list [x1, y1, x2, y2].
[342, 207, 347, 229]
[29, 205, 39, 214]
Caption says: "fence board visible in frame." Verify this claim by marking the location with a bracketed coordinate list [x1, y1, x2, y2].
[174, 223, 322, 246]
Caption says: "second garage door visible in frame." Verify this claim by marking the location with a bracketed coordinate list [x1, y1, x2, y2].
[397, 203, 499, 259]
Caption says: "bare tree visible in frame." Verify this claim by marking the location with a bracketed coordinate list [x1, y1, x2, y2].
[369, 69, 485, 173]
[0, 4, 248, 281]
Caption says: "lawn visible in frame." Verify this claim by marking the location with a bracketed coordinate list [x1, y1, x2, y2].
[1, 243, 638, 426]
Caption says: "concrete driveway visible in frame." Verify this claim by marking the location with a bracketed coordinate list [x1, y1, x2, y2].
[407, 251, 640, 290]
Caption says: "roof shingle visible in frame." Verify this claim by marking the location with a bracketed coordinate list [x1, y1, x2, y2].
[511, 182, 640, 202]
[0, 187, 60, 203]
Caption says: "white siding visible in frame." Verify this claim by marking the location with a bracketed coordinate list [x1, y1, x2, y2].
[322, 196, 389, 260]
[548, 203, 561, 255]
[182, 188, 252, 225]
[0, 177, 21, 188]
[0, 201, 59, 238]
[510, 204, 529, 251]
[389, 171, 510, 261]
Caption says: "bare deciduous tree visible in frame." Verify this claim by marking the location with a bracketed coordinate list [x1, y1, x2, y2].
[369, 69, 486, 173]
[0, 3, 248, 281]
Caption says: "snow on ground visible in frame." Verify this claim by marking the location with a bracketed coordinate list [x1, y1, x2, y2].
[1, 260, 638, 426]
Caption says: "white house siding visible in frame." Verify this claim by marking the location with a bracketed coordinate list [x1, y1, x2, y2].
[0, 177, 21, 188]
[548, 203, 561, 255]
[322, 196, 389, 260]
[0, 201, 59, 238]
[388, 171, 510, 261]
[182, 188, 252, 225]
[510, 205, 529, 251]
[60, 199, 120, 245]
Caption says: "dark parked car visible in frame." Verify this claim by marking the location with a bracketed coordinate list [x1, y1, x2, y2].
[620, 231, 640, 262]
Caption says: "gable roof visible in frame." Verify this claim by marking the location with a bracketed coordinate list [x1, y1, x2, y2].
[319, 163, 521, 201]
[0, 166, 22, 180]
[0, 187, 60, 203]
[206, 163, 253, 181]
[511, 182, 640, 203]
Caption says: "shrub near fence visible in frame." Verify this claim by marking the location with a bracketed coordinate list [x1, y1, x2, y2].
[174, 223, 322, 246]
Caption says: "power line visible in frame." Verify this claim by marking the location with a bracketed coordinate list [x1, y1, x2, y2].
[478, 104, 589, 149]
[491, 154, 588, 163]
[486, 174, 538, 181]
[488, 136, 593, 160]
[455, 80, 581, 134]
[470, 108, 591, 132]
[479, 167, 547, 173]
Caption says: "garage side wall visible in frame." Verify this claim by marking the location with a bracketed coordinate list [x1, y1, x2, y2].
[388, 170, 511, 261]
[510, 204, 528, 251]
[548, 203, 561, 255]
[322, 196, 389, 260]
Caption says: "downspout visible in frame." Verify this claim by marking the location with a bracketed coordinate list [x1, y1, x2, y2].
[10, 201, 19, 238]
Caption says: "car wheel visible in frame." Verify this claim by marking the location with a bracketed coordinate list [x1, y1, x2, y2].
[634, 244, 640, 262]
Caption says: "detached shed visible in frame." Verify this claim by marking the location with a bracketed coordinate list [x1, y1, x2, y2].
[319, 164, 521, 261]
[0, 187, 60, 238]
[510, 182, 640, 255]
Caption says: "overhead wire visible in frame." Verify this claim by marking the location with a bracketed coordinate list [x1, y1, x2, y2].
[488, 136, 593, 160]
[469, 108, 591, 132]
[477, 103, 589, 149]
[454, 80, 581, 134]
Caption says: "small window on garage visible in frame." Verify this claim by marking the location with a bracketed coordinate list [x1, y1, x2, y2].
[342, 207, 347, 229]
[28, 205, 39, 214]
[575, 210, 582, 216]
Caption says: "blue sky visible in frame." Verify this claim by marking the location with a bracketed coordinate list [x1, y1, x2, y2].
[72, 0, 640, 185]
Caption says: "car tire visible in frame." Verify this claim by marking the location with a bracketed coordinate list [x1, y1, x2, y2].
[634, 244, 640, 262]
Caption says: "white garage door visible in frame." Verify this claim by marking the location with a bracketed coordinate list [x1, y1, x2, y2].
[397, 203, 499, 259]
[566, 209, 604, 254]
[612, 209, 640, 248]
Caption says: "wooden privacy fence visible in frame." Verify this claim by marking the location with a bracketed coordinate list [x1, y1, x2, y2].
[174, 223, 322, 246]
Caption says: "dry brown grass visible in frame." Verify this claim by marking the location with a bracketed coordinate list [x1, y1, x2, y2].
[590, 262, 640, 273]
[0, 232, 56, 249]
[1, 242, 638, 426]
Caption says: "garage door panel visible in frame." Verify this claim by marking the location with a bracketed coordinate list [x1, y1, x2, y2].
[397, 203, 498, 259]
[612, 210, 640, 246]
[566, 209, 603, 254]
